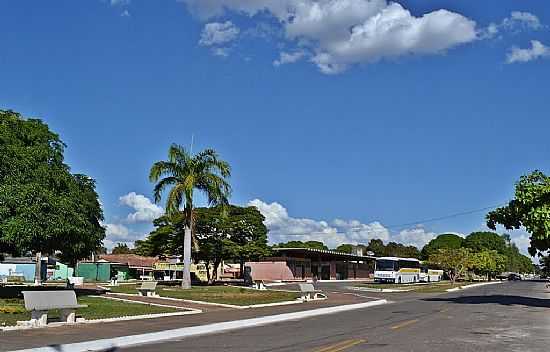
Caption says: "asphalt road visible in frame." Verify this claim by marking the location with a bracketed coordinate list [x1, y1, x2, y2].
[122, 281, 550, 352]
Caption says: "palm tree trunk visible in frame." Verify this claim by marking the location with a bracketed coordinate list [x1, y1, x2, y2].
[182, 218, 192, 289]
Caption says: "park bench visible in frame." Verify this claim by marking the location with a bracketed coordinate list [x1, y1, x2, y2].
[298, 283, 327, 301]
[22, 290, 87, 326]
[137, 281, 158, 297]
[253, 280, 266, 290]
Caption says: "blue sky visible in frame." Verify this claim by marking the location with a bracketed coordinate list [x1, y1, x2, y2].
[1, 1, 549, 255]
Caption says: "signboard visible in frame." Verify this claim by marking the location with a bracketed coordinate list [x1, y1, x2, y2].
[153, 262, 184, 271]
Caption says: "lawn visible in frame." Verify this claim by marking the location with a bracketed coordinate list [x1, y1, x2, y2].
[359, 281, 460, 293]
[109, 284, 301, 306]
[0, 296, 179, 328]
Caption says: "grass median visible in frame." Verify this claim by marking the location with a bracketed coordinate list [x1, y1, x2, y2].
[358, 281, 461, 293]
[0, 296, 179, 328]
[109, 284, 302, 306]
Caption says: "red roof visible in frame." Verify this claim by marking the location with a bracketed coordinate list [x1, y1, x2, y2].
[98, 254, 157, 268]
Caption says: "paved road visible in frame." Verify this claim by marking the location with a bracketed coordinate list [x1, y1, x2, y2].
[122, 281, 550, 352]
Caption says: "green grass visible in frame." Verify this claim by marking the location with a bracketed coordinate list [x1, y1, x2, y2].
[109, 284, 301, 306]
[0, 296, 179, 327]
[359, 281, 460, 293]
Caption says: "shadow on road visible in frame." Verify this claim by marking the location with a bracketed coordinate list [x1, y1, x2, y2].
[423, 295, 550, 308]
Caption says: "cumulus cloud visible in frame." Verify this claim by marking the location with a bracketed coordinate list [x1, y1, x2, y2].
[248, 199, 439, 249]
[199, 21, 240, 46]
[119, 192, 163, 223]
[104, 223, 131, 241]
[183, 0, 478, 73]
[483, 11, 543, 39]
[506, 40, 550, 63]
[273, 51, 306, 66]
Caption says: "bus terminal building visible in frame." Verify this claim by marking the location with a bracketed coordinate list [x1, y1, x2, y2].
[246, 248, 376, 281]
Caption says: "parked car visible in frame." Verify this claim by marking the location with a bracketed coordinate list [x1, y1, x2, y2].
[508, 273, 522, 281]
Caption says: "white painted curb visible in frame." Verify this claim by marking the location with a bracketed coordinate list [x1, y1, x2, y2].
[9, 300, 388, 352]
[446, 281, 503, 292]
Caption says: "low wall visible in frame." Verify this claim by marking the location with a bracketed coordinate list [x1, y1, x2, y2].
[245, 261, 296, 281]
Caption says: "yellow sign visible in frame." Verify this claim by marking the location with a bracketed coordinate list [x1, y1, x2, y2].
[153, 263, 184, 271]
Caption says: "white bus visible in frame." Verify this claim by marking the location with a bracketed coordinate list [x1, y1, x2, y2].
[419, 265, 444, 283]
[374, 257, 421, 284]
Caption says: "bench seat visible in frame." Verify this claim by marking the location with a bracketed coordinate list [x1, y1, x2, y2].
[298, 283, 327, 301]
[22, 290, 87, 326]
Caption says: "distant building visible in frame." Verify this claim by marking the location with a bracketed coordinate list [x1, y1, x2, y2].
[0, 257, 53, 282]
[246, 248, 376, 282]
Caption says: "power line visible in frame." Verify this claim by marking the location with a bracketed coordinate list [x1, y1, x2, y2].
[386, 203, 507, 230]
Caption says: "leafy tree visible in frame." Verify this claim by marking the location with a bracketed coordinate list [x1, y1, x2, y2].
[471, 250, 506, 280]
[274, 240, 328, 250]
[149, 144, 231, 289]
[487, 170, 550, 256]
[111, 243, 133, 255]
[421, 233, 464, 260]
[428, 248, 474, 283]
[134, 213, 184, 257]
[335, 244, 354, 253]
[463, 232, 506, 254]
[384, 242, 421, 258]
[366, 239, 386, 257]
[500, 234, 534, 273]
[195, 205, 269, 279]
[0, 110, 105, 266]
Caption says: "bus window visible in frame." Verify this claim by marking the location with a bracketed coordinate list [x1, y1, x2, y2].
[376, 260, 396, 271]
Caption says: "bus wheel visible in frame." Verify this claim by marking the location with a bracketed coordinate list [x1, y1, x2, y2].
[398, 277, 401, 284]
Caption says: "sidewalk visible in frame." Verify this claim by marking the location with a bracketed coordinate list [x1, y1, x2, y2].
[0, 292, 375, 351]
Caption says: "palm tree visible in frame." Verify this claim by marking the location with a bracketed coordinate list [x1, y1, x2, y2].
[149, 144, 231, 289]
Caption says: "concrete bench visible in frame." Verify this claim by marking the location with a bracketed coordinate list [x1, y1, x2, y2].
[298, 283, 327, 301]
[137, 281, 158, 297]
[253, 280, 266, 290]
[22, 290, 87, 326]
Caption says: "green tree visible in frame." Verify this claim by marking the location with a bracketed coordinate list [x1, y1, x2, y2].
[149, 144, 231, 289]
[111, 243, 133, 255]
[335, 244, 354, 253]
[274, 240, 328, 250]
[384, 242, 421, 258]
[0, 110, 105, 266]
[366, 239, 386, 257]
[428, 248, 473, 283]
[463, 232, 506, 254]
[195, 205, 269, 279]
[539, 256, 550, 278]
[421, 233, 464, 260]
[487, 170, 550, 256]
[471, 250, 506, 280]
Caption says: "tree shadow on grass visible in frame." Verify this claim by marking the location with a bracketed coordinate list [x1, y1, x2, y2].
[423, 295, 550, 308]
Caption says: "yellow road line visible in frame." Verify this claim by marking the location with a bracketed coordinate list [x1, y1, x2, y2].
[314, 338, 367, 352]
[391, 319, 419, 330]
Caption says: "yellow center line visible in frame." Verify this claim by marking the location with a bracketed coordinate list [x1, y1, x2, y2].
[391, 319, 419, 330]
[314, 338, 367, 352]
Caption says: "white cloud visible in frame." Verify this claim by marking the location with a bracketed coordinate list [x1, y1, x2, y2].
[121, 9, 131, 17]
[119, 192, 164, 223]
[104, 223, 130, 241]
[273, 51, 306, 66]
[505, 11, 542, 30]
[183, 0, 478, 74]
[110, 0, 130, 6]
[248, 199, 441, 249]
[199, 21, 240, 46]
[483, 11, 543, 39]
[506, 40, 550, 63]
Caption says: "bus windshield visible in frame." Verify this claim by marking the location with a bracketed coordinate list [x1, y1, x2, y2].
[376, 260, 396, 271]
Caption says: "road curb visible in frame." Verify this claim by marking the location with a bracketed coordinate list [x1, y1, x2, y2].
[8, 299, 388, 352]
[446, 281, 503, 292]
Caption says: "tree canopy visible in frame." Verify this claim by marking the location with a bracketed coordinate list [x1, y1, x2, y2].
[421, 233, 464, 260]
[134, 204, 269, 281]
[487, 170, 550, 256]
[273, 240, 328, 250]
[111, 243, 133, 255]
[428, 248, 473, 283]
[0, 110, 105, 265]
[463, 232, 506, 254]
